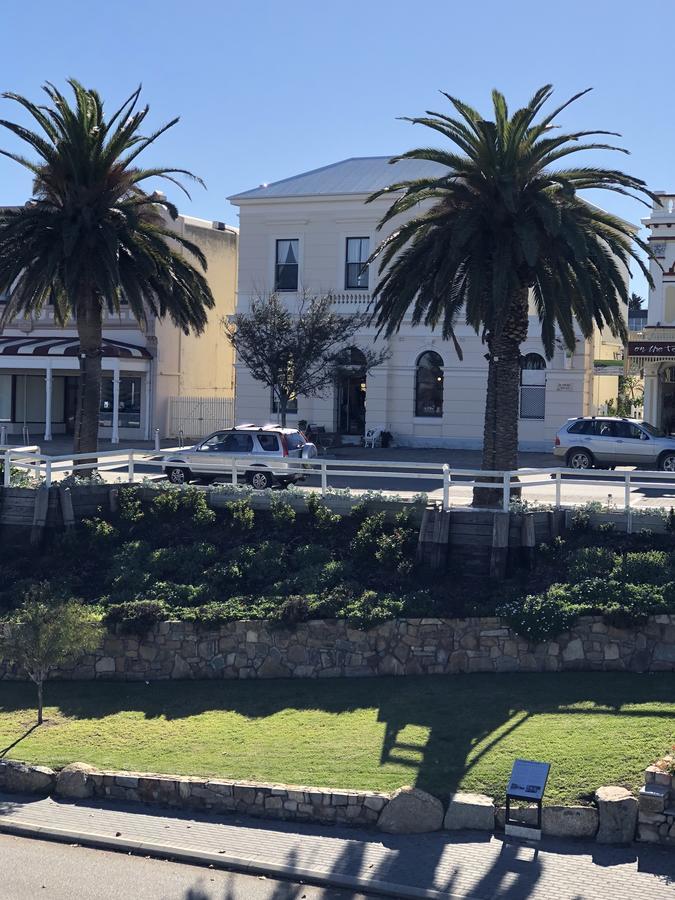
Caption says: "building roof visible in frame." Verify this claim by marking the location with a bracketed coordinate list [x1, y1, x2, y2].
[228, 156, 449, 202]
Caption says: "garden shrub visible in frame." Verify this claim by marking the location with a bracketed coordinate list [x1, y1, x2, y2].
[343, 590, 405, 629]
[103, 599, 168, 634]
[306, 493, 341, 530]
[616, 551, 671, 585]
[225, 498, 255, 531]
[499, 586, 578, 643]
[270, 494, 296, 526]
[567, 547, 618, 583]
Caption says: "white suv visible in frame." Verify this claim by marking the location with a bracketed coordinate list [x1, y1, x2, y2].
[163, 425, 317, 489]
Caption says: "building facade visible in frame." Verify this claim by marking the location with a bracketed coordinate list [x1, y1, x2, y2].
[0, 211, 237, 444]
[627, 194, 675, 434]
[229, 157, 624, 450]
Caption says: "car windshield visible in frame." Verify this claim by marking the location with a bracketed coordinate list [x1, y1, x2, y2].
[286, 433, 306, 450]
[641, 422, 665, 438]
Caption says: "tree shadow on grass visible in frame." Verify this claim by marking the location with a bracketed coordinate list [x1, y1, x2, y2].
[0, 723, 40, 758]
[1, 672, 674, 802]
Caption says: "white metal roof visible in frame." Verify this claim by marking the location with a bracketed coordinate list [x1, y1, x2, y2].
[228, 156, 449, 202]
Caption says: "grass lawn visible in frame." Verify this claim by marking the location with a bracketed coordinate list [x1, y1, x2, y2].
[1, 673, 673, 805]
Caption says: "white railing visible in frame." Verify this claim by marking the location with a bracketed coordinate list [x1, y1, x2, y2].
[3, 448, 675, 527]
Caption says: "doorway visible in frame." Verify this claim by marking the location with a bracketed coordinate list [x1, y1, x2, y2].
[336, 347, 367, 435]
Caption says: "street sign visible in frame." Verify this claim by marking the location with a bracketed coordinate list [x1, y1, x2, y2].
[505, 758, 551, 841]
[507, 759, 550, 801]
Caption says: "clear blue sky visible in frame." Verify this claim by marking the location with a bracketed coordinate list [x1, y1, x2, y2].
[1, 0, 671, 298]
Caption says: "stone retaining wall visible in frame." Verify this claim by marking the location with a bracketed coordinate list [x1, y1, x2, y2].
[2, 614, 674, 681]
[638, 765, 675, 845]
[0, 759, 648, 845]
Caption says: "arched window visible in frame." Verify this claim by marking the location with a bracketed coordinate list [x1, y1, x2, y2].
[520, 353, 546, 419]
[415, 351, 444, 417]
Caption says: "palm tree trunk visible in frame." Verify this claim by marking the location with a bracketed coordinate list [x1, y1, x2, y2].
[74, 297, 103, 456]
[473, 287, 529, 507]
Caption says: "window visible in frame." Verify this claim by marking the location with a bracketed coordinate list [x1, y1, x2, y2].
[275, 239, 299, 291]
[199, 432, 230, 451]
[99, 377, 141, 428]
[345, 238, 369, 289]
[286, 432, 306, 450]
[568, 419, 594, 435]
[271, 390, 298, 414]
[0, 374, 11, 421]
[415, 351, 444, 417]
[257, 434, 279, 452]
[615, 421, 647, 440]
[520, 353, 546, 420]
[229, 433, 254, 453]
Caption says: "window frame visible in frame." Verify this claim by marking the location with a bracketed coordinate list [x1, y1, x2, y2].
[274, 238, 300, 292]
[344, 237, 369, 290]
[414, 351, 444, 419]
[519, 353, 546, 420]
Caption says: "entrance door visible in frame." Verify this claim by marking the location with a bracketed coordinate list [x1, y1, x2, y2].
[337, 373, 366, 435]
[64, 376, 79, 434]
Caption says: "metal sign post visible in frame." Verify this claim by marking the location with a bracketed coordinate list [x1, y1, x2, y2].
[504, 758, 550, 841]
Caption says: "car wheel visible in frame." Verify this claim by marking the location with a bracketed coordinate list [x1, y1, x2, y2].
[659, 453, 675, 473]
[566, 449, 593, 470]
[166, 466, 191, 485]
[247, 469, 273, 490]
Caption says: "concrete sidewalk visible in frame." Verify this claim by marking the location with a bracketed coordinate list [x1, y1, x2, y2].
[1, 793, 674, 899]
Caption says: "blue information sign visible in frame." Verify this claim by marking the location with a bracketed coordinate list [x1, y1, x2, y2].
[507, 759, 550, 801]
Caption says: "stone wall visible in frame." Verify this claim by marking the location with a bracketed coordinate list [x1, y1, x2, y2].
[638, 764, 675, 845]
[2, 614, 674, 682]
[0, 760, 647, 844]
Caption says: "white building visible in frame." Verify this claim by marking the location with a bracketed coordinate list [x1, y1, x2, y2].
[627, 193, 675, 433]
[229, 157, 624, 450]
[0, 212, 237, 444]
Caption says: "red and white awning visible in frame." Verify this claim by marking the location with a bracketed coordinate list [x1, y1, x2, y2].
[0, 336, 152, 359]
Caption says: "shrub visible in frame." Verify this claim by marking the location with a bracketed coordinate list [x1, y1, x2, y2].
[567, 547, 619, 582]
[103, 599, 168, 634]
[148, 487, 216, 534]
[226, 498, 255, 531]
[306, 493, 341, 530]
[148, 542, 217, 584]
[117, 487, 144, 524]
[350, 512, 387, 565]
[343, 590, 405, 629]
[616, 551, 671, 585]
[270, 494, 296, 526]
[499, 585, 578, 643]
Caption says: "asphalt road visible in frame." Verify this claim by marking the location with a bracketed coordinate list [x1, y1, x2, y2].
[0, 833, 375, 900]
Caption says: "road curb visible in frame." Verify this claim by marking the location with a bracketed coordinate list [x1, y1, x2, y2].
[0, 818, 470, 900]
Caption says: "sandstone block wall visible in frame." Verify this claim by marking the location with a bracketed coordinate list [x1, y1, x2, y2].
[1, 614, 674, 682]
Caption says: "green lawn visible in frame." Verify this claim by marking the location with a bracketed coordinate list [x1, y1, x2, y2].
[1, 673, 673, 805]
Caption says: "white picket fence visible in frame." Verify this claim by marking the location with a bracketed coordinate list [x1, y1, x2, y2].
[167, 396, 234, 441]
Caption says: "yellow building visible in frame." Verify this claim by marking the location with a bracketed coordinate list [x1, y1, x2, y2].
[0, 209, 237, 443]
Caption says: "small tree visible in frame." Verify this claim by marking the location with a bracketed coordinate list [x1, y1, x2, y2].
[224, 293, 387, 425]
[0, 585, 102, 724]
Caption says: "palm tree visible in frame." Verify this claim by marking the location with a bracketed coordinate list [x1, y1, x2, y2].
[368, 86, 654, 505]
[0, 80, 214, 453]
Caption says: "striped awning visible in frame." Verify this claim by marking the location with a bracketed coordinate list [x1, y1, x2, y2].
[0, 336, 152, 359]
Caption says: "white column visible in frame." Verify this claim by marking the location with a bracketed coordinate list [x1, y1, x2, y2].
[111, 362, 120, 445]
[44, 363, 53, 442]
[644, 369, 659, 426]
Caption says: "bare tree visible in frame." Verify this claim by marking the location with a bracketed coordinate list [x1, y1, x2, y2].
[224, 293, 388, 425]
[1, 584, 102, 725]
